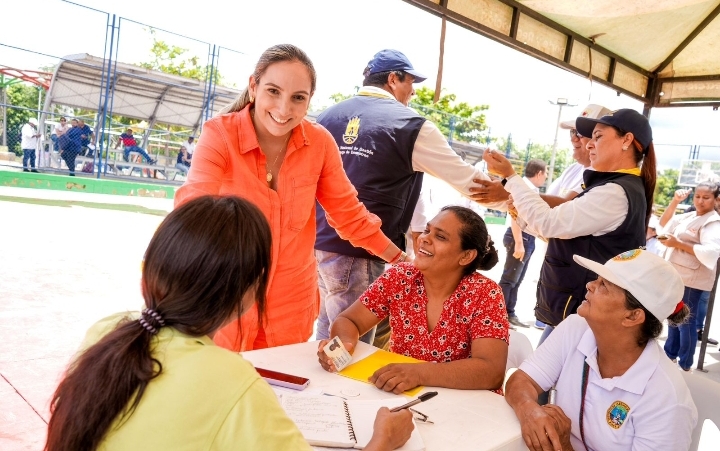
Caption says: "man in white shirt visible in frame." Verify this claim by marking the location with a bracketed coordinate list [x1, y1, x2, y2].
[181, 136, 196, 156]
[500, 159, 547, 328]
[21, 118, 41, 173]
[546, 104, 611, 200]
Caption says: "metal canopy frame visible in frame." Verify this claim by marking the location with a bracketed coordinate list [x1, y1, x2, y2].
[43, 53, 241, 129]
[403, 0, 720, 115]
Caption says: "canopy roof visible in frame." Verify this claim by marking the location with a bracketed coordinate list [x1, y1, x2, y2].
[404, 0, 720, 111]
[45, 53, 242, 129]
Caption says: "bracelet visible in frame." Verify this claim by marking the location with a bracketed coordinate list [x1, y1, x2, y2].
[389, 249, 403, 263]
[391, 251, 408, 264]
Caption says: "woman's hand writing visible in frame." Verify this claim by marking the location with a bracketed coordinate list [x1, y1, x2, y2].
[370, 363, 422, 394]
[365, 408, 414, 451]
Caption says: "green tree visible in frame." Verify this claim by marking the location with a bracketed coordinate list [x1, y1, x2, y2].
[2, 83, 42, 155]
[411, 87, 488, 142]
[654, 169, 680, 207]
[139, 29, 225, 86]
[494, 137, 571, 182]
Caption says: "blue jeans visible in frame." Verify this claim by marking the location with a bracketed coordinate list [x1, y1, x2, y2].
[538, 324, 555, 346]
[123, 145, 153, 163]
[499, 228, 535, 317]
[22, 149, 36, 169]
[315, 250, 386, 344]
[665, 287, 705, 370]
[696, 290, 710, 332]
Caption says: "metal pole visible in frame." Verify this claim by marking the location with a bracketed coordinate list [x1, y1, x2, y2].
[2, 86, 6, 147]
[447, 116, 456, 147]
[547, 103, 564, 186]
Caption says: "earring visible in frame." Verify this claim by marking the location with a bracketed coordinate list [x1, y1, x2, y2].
[622, 146, 628, 150]
[249, 96, 254, 103]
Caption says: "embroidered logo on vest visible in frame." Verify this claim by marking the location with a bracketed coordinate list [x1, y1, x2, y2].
[606, 401, 630, 429]
[343, 116, 360, 144]
[612, 249, 641, 262]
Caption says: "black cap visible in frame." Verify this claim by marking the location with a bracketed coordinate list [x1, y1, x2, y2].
[576, 109, 653, 150]
[363, 49, 427, 83]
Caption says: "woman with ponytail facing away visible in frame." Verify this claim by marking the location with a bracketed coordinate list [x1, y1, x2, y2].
[45, 196, 412, 451]
[318, 206, 510, 394]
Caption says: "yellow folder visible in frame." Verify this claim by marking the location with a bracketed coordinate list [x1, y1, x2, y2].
[338, 349, 425, 396]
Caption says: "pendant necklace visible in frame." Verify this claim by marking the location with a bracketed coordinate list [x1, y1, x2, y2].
[252, 108, 290, 184]
[265, 135, 290, 183]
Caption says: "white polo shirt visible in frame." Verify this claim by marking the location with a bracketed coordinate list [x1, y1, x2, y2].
[519, 314, 697, 451]
[546, 162, 587, 197]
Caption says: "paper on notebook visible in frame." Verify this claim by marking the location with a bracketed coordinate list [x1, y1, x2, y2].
[280, 393, 424, 450]
[338, 349, 425, 397]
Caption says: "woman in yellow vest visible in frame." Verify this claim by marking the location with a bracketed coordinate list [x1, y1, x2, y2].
[658, 182, 720, 370]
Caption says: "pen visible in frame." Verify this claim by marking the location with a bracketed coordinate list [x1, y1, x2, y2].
[390, 391, 438, 412]
[548, 387, 557, 405]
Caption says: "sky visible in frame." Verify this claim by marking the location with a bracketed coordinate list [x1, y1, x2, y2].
[2, 0, 719, 170]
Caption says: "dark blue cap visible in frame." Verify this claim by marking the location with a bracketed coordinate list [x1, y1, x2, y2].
[364, 49, 427, 83]
[576, 109, 653, 151]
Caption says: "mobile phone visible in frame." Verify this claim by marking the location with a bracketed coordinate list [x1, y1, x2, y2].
[255, 367, 310, 391]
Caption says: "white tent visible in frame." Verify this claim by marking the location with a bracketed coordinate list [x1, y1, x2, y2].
[404, 0, 720, 112]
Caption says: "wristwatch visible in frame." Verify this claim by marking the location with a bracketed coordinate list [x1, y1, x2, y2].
[501, 173, 517, 186]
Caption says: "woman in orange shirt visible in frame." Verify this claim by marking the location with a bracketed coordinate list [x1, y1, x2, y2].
[175, 44, 407, 351]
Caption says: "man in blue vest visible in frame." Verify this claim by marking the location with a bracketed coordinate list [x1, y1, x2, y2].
[314, 49, 502, 344]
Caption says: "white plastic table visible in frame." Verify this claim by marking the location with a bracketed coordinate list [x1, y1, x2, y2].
[242, 341, 528, 451]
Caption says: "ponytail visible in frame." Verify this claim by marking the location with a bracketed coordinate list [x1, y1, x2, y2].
[632, 139, 656, 227]
[45, 196, 272, 451]
[46, 320, 159, 451]
[220, 88, 253, 114]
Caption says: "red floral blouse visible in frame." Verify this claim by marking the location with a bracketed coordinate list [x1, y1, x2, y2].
[361, 263, 510, 380]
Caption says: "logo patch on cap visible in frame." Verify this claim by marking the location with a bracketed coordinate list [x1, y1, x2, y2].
[612, 249, 641, 261]
[606, 401, 630, 429]
[343, 117, 360, 144]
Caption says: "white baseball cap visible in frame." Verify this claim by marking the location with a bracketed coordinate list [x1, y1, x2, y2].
[560, 104, 612, 130]
[28, 118, 38, 126]
[573, 249, 684, 321]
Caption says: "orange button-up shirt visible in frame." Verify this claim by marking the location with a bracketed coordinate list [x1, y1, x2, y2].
[175, 106, 391, 351]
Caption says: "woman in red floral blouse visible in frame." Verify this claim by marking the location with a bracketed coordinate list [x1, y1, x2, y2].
[318, 206, 510, 394]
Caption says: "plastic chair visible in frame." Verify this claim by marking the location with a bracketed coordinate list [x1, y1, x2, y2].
[506, 329, 533, 372]
[681, 371, 720, 451]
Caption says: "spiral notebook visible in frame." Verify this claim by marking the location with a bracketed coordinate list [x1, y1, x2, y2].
[280, 394, 425, 450]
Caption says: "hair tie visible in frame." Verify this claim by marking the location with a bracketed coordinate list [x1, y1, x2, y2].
[671, 301, 684, 316]
[138, 308, 165, 335]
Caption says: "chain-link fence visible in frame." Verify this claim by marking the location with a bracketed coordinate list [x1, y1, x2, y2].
[0, 1, 248, 181]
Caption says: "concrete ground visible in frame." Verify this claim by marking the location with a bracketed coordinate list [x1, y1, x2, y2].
[1, 186, 718, 449]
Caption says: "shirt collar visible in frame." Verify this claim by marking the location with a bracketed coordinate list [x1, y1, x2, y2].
[357, 86, 398, 101]
[236, 105, 310, 154]
[578, 327, 659, 395]
[614, 167, 641, 176]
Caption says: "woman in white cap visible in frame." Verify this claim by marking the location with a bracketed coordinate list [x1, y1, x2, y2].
[657, 183, 720, 370]
[505, 249, 697, 451]
[484, 109, 656, 344]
